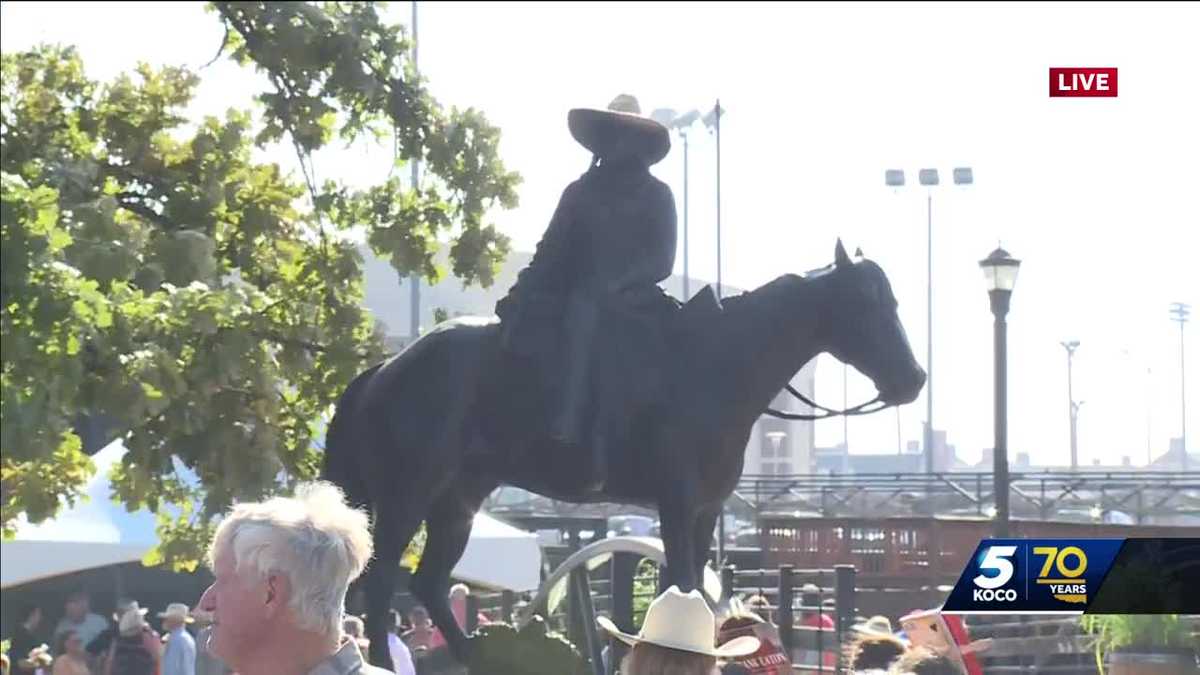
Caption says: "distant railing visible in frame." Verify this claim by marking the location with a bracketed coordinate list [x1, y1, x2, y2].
[757, 515, 1199, 589]
[735, 471, 1200, 522]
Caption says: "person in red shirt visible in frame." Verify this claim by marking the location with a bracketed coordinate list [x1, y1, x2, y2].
[796, 585, 837, 670]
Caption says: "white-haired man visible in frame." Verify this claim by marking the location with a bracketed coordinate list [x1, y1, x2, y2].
[196, 482, 390, 675]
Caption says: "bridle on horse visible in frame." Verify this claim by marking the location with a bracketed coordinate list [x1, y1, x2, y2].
[765, 383, 891, 421]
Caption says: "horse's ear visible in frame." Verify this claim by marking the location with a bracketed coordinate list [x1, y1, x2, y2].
[835, 239, 852, 268]
[854, 247, 864, 258]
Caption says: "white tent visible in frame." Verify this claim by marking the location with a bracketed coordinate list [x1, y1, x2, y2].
[2, 441, 542, 592]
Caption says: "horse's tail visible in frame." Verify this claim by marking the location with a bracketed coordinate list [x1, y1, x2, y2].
[322, 362, 383, 514]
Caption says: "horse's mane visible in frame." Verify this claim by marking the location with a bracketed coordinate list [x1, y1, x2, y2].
[718, 272, 813, 316]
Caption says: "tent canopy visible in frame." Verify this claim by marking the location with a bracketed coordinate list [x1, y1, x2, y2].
[2, 441, 542, 591]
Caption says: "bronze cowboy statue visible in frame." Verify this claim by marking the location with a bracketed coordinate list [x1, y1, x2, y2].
[495, 93, 678, 491]
[323, 93, 928, 670]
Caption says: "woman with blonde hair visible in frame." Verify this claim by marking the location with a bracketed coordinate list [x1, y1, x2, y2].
[597, 586, 760, 675]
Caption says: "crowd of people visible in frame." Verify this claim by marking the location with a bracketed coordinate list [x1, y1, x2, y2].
[4, 482, 987, 675]
[595, 585, 989, 675]
[3, 592, 227, 675]
[2, 483, 512, 675]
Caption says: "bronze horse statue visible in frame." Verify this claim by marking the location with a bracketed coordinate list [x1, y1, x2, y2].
[323, 240, 926, 668]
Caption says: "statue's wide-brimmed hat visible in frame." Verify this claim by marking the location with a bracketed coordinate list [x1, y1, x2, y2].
[568, 94, 670, 166]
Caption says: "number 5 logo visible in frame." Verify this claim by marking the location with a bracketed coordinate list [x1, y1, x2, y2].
[974, 545, 1018, 589]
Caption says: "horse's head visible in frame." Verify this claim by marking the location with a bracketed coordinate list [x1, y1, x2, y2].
[819, 239, 926, 405]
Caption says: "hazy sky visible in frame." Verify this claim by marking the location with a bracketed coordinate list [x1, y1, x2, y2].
[3, 1, 1197, 467]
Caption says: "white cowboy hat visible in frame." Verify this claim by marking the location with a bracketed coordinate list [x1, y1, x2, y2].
[568, 94, 671, 166]
[852, 615, 897, 638]
[190, 608, 215, 624]
[158, 603, 195, 623]
[596, 586, 760, 658]
[112, 598, 148, 622]
[119, 606, 150, 636]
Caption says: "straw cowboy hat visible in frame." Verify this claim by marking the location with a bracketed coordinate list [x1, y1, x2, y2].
[568, 93, 671, 166]
[24, 644, 54, 668]
[158, 603, 195, 624]
[119, 605, 151, 636]
[852, 615, 899, 639]
[190, 608, 215, 625]
[112, 598, 146, 622]
[596, 586, 760, 658]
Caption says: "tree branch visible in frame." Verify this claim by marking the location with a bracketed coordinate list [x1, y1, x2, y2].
[201, 24, 232, 70]
[251, 330, 378, 361]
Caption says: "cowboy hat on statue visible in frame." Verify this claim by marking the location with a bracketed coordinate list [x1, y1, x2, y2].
[568, 93, 671, 166]
[598, 586, 760, 673]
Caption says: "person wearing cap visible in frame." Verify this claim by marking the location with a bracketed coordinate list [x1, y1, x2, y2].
[194, 482, 389, 675]
[494, 92, 678, 491]
[597, 585, 759, 675]
[158, 604, 195, 675]
[85, 599, 142, 671]
[104, 606, 159, 675]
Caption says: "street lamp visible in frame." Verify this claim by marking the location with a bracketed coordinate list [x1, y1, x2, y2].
[1061, 340, 1081, 470]
[885, 166, 974, 474]
[651, 108, 702, 301]
[980, 246, 1021, 538]
[1169, 302, 1190, 469]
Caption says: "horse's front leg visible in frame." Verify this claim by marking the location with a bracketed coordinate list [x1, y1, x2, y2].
[658, 489, 700, 593]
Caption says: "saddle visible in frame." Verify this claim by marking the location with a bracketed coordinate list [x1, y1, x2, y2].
[496, 285, 722, 446]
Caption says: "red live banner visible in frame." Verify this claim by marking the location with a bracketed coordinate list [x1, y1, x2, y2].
[1049, 68, 1118, 97]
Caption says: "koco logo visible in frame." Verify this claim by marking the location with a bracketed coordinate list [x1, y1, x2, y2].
[973, 545, 1019, 602]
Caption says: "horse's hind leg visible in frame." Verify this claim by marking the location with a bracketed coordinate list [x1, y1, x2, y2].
[362, 491, 430, 670]
[409, 482, 493, 663]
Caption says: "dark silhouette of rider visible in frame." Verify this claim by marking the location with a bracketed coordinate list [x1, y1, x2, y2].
[495, 94, 677, 490]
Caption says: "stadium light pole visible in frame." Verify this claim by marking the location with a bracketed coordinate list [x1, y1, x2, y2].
[885, 167, 974, 473]
[651, 108, 702, 301]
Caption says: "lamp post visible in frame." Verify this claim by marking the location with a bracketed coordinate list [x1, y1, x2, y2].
[980, 246, 1021, 538]
[651, 108, 702, 300]
[885, 167, 974, 473]
[1061, 340, 1081, 470]
[1169, 302, 1190, 468]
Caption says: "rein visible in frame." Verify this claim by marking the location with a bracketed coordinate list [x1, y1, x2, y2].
[764, 383, 891, 421]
